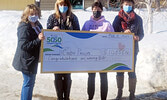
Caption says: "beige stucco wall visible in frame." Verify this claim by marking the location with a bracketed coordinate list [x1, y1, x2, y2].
[0, 0, 35, 10]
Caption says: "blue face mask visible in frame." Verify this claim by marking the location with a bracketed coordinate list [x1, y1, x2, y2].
[28, 15, 39, 23]
[59, 6, 68, 13]
[123, 5, 132, 13]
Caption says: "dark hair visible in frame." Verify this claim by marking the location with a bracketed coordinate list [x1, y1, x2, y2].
[92, 1, 103, 11]
[121, 0, 135, 9]
[121, 0, 135, 4]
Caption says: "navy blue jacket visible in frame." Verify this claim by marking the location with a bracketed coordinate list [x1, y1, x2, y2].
[112, 13, 144, 53]
[12, 22, 42, 74]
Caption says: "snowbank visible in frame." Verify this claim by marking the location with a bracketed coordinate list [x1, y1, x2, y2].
[0, 10, 167, 100]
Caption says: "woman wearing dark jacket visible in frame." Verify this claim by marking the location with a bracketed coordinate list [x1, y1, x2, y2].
[112, 0, 144, 100]
[47, 0, 80, 100]
[12, 4, 44, 100]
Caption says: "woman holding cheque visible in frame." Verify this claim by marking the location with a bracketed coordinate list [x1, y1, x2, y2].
[112, 0, 144, 99]
[82, 1, 114, 100]
[47, 0, 80, 100]
[12, 4, 44, 100]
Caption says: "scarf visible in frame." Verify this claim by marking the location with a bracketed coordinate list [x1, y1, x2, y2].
[118, 9, 135, 31]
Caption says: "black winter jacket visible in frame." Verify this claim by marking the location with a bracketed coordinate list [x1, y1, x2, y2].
[112, 13, 144, 53]
[47, 13, 80, 30]
[12, 21, 42, 74]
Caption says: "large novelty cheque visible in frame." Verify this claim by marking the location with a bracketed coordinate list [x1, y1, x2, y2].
[41, 30, 134, 73]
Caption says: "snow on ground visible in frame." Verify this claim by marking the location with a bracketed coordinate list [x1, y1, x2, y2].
[0, 9, 167, 100]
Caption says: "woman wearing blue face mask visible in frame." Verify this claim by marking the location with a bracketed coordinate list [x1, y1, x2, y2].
[12, 4, 44, 100]
[112, 0, 144, 100]
[47, 0, 80, 100]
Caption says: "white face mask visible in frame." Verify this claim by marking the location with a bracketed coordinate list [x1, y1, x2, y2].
[28, 15, 39, 23]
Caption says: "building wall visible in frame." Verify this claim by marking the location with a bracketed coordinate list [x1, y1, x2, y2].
[84, 0, 108, 9]
[84, 0, 94, 9]
[40, 0, 56, 10]
[0, 0, 35, 10]
[40, 0, 108, 10]
[0, 0, 119, 10]
[1, 0, 160, 10]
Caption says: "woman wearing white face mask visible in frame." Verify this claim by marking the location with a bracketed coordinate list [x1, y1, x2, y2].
[112, 0, 144, 100]
[47, 0, 80, 100]
[12, 4, 44, 100]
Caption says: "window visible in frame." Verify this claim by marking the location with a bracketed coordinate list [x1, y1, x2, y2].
[69, 0, 83, 9]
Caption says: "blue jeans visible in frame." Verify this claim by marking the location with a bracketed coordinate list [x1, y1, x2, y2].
[117, 53, 138, 78]
[21, 72, 36, 100]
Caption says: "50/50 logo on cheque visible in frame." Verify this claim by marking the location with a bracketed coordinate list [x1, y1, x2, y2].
[46, 34, 63, 49]
[46, 35, 62, 44]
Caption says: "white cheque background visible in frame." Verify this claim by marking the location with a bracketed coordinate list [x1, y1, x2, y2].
[42, 31, 134, 72]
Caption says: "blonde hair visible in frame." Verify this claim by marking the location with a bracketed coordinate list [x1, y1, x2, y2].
[55, 0, 72, 19]
[20, 4, 41, 23]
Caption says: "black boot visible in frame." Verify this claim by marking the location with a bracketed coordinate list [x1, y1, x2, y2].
[54, 80, 63, 100]
[129, 78, 136, 100]
[63, 80, 72, 100]
[115, 76, 124, 100]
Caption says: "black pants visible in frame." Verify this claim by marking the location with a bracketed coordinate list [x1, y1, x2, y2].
[55, 74, 71, 81]
[88, 73, 108, 100]
[54, 74, 71, 100]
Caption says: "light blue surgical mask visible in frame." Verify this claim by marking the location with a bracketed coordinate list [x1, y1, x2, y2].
[123, 5, 132, 13]
[28, 15, 39, 23]
[59, 6, 68, 13]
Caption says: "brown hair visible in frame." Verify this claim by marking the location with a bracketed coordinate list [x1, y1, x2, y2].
[20, 4, 41, 23]
[120, 0, 135, 9]
[55, 0, 72, 19]
[92, 1, 103, 11]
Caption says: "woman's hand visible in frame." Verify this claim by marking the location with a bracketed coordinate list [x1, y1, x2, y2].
[124, 29, 131, 33]
[124, 30, 139, 41]
[134, 35, 139, 41]
[38, 33, 45, 40]
[53, 26, 60, 31]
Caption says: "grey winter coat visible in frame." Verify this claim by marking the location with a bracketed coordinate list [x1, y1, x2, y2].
[12, 22, 42, 74]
